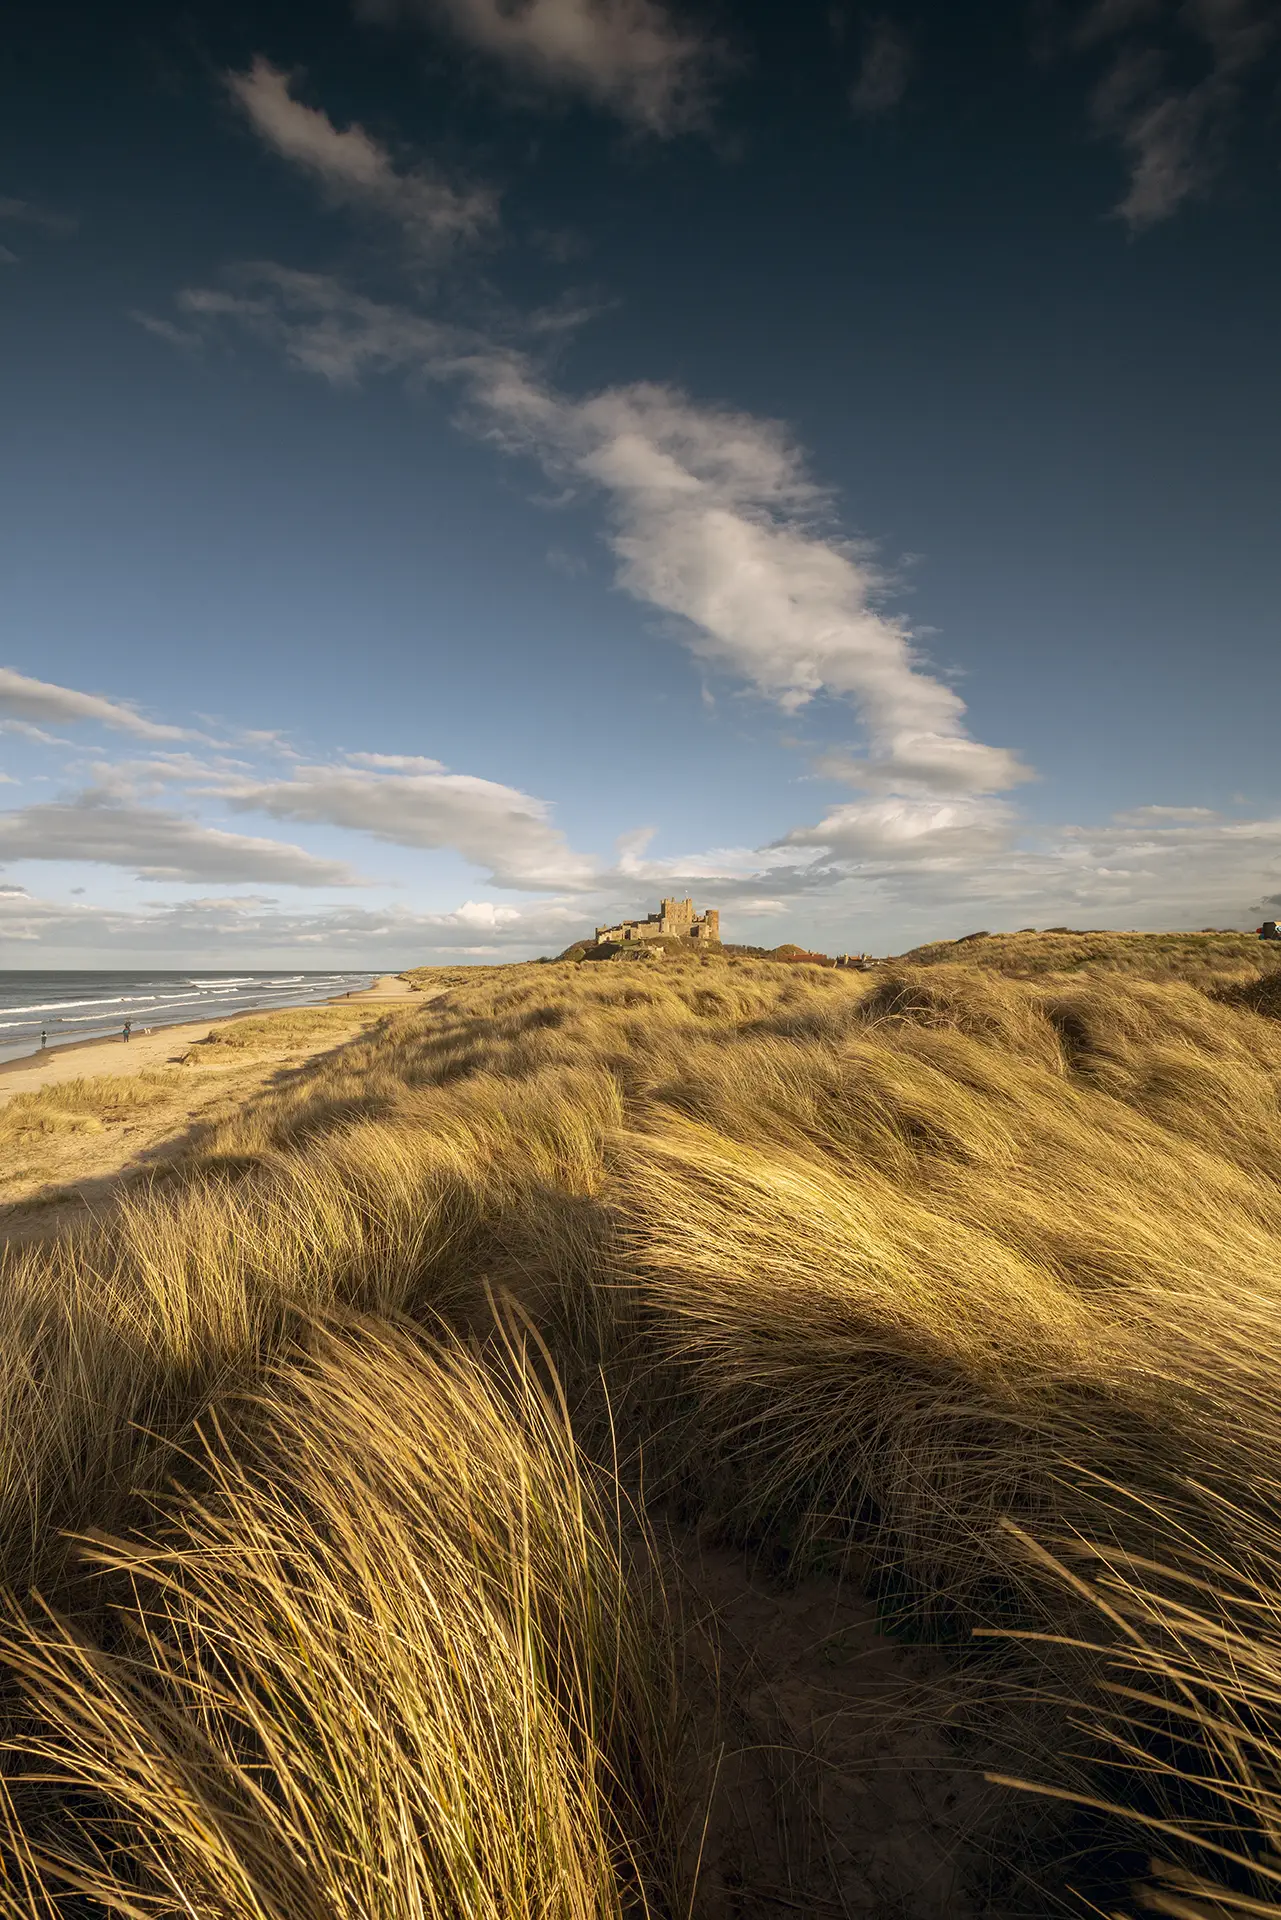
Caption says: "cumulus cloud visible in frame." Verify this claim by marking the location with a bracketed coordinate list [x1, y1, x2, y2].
[219, 761, 599, 890]
[850, 17, 913, 115]
[0, 668, 192, 742]
[0, 792, 359, 886]
[778, 793, 1018, 864]
[1073, 0, 1277, 226]
[441, 898, 524, 927]
[359, 0, 716, 134]
[227, 58, 497, 250]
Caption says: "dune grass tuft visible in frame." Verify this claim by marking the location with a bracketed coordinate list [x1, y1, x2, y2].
[0, 1314, 674, 1920]
[0, 1072, 178, 1146]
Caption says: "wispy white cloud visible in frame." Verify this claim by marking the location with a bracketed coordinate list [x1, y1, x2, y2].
[0, 791, 360, 886]
[0, 668, 194, 742]
[178, 265, 451, 385]
[359, 0, 717, 134]
[131, 310, 206, 352]
[344, 750, 448, 771]
[178, 269, 1030, 809]
[227, 57, 498, 251]
[218, 760, 599, 890]
[1073, 0, 1277, 227]
[0, 196, 77, 235]
[0, 719, 73, 747]
[79, 753, 263, 803]
[458, 369, 1035, 806]
[850, 16, 913, 116]
[1112, 803, 1222, 825]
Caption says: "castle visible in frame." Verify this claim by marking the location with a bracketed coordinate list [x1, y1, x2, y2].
[595, 897, 721, 947]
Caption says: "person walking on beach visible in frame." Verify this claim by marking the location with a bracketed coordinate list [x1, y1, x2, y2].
[123, 1019, 132, 1044]
[40, 1026, 47, 1049]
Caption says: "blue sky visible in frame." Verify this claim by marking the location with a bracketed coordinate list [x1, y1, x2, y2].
[2, 0, 1279, 964]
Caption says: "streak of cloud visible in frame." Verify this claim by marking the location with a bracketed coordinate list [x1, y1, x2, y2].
[357, 0, 718, 133]
[0, 668, 194, 742]
[850, 16, 913, 115]
[1072, 0, 1277, 227]
[175, 271, 1032, 825]
[0, 792, 360, 886]
[218, 760, 600, 890]
[227, 57, 498, 251]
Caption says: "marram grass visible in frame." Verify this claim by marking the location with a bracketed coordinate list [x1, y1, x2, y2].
[0, 945, 1279, 1914]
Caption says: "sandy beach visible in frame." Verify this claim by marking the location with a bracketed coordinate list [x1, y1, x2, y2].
[0, 976, 425, 1100]
[328, 974, 428, 1004]
[0, 976, 442, 1221]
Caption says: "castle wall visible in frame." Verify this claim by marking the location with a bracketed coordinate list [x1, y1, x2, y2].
[595, 899, 721, 947]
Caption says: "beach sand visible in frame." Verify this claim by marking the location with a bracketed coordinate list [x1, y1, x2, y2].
[327, 974, 428, 1004]
[0, 976, 425, 1096]
[0, 977, 443, 1227]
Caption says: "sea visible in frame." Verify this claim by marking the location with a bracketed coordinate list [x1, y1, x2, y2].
[0, 970, 376, 1066]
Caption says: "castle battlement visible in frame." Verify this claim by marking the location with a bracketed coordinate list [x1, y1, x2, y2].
[594, 897, 720, 947]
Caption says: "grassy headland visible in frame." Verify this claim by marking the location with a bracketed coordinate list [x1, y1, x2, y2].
[1, 936, 1281, 1914]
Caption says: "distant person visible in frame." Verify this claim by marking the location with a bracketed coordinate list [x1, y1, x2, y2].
[40, 1026, 47, 1048]
[123, 1019, 132, 1044]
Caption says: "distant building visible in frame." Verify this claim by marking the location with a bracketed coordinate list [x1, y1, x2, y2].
[595, 897, 721, 946]
[1260, 921, 1281, 941]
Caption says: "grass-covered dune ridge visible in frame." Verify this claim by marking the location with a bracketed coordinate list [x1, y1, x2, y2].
[897, 925, 1281, 984]
[2, 943, 1281, 1913]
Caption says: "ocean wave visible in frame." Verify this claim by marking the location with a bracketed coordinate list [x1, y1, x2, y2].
[0, 996, 149, 1016]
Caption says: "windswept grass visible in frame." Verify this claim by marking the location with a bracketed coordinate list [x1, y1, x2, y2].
[0, 1315, 673, 1920]
[0, 1072, 177, 1146]
[185, 1003, 386, 1053]
[0, 951, 1280, 1912]
[900, 927, 1281, 985]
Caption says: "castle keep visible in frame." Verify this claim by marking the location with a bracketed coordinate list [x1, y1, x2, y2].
[595, 897, 721, 947]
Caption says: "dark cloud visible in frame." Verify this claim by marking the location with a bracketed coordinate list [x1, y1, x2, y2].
[850, 17, 913, 115]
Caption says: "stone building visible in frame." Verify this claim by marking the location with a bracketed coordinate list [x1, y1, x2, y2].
[595, 897, 721, 946]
